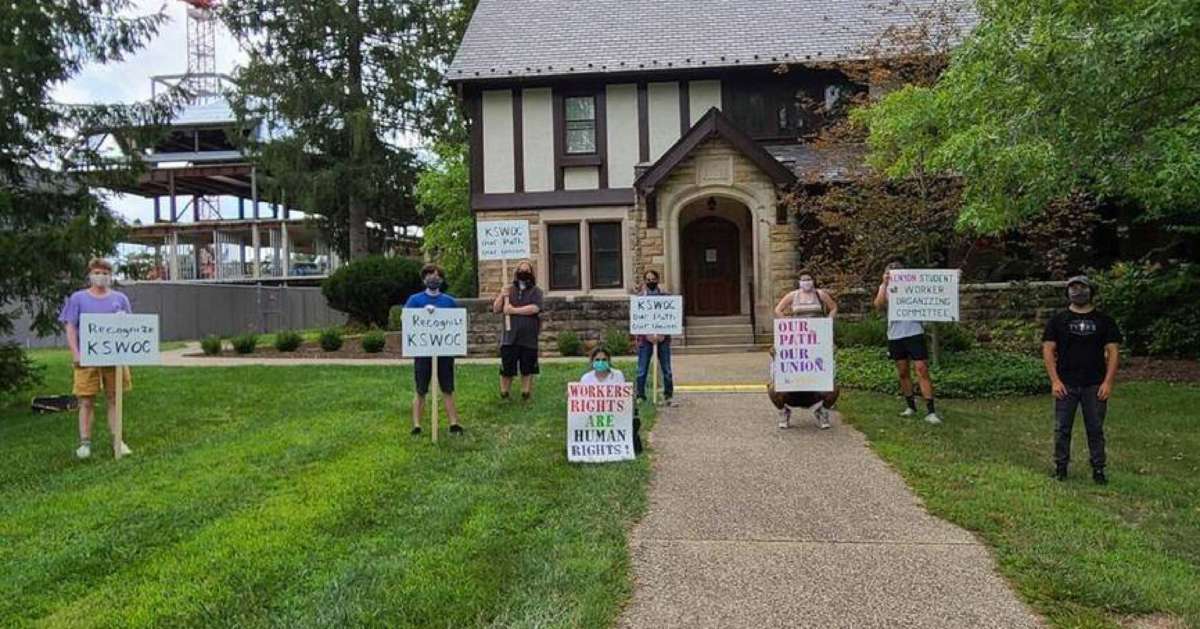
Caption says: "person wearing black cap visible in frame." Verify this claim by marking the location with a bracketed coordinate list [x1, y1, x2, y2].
[1042, 275, 1123, 484]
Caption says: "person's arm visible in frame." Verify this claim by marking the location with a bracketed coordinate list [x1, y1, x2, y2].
[1098, 342, 1119, 401]
[873, 275, 889, 311]
[819, 290, 838, 318]
[492, 286, 509, 313]
[773, 291, 794, 318]
[66, 323, 80, 364]
[504, 289, 541, 316]
[1042, 341, 1067, 399]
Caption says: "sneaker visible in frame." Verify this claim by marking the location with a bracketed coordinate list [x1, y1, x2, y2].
[899, 407, 916, 417]
[664, 398, 679, 408]
[923, 412, 943, 425]
[521, 392, 531, 401]
[777, 407, 792, 429]
[449, 424, 464, 435]
[1053, 467, 1068, 481]
[410, 426, 422, 436]
[1092, 470, 1108, 485]
[115, 442, 133, 457]
[816, 407, 832, 430]
[499, 391, 510, 400]
[75, 442, 91, 460]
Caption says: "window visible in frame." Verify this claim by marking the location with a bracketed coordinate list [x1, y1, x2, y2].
[564, 96, 597, 154]
[727, 80, 861, 139]
[548, 223, 581, 290]
[588, 222, 623, 289]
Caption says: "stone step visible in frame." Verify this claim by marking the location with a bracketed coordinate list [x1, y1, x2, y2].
[685, 315, 752, 327]
[672, 343, 771, 355]
[682, 323, 753, 337]
[682, 333, 758, 347]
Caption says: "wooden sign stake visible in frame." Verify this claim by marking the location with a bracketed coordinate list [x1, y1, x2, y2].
[113, 367, 125, 460]
[502, 258, 512, 332]
[651, 343, 660, 405]
[431, 363, 440, 443]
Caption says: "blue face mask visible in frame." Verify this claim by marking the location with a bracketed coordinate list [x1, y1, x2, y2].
[592, 359, 610, 373]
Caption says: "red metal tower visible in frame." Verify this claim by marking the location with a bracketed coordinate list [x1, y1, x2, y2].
[180, 0, 221, 101]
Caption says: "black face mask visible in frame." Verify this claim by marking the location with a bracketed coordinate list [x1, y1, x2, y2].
[515, 271, 534, 284]
[645, 280, 659, 290]
[424, 277, 443, 291]
[1068, 286, 1091, 305]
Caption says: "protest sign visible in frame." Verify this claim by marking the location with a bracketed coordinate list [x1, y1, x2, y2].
[887, 269, 960, 322]
[476, 220, 531, 261]
[629, 295, 684, 336]
[773, 317, 835, 392]
[401, 308, 469, 358]
[567, 381, 636, 463]
[79, 314, 161, 367]
[79, 313, 160, 460]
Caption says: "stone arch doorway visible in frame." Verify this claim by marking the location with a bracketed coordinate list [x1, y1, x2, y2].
[681, 214, 741, 317]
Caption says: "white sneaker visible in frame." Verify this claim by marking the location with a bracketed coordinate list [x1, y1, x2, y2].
[116, 442, 133, 457]
[777, 407, 792, 429]
[924, 412, 943, 425]
[899, 408, 916, 417]
[816, 407, 832, 430]
[75, 443, 91, 459]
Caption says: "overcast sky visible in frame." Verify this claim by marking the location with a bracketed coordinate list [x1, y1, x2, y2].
[55, 1, 246, 224]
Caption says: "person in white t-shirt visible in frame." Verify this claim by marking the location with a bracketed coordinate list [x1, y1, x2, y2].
[579, 346, 640, 453]
[873, 261, 941, 424]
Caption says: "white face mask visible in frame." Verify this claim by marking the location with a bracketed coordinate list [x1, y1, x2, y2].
[90, 273, 112, 288]
[798, 279, 814, 291]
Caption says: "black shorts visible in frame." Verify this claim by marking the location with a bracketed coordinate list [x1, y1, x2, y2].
[888, 334, 929, 361]
[414, 357, 455, 395]
[500, 344, 539, 377]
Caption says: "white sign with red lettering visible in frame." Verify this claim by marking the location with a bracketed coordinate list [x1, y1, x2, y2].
[772, 317, 835, 392]
[887, 269, 960, 322]
[567, 382, 635, 463]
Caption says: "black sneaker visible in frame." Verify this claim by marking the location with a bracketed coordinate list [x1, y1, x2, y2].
[449, 424, 464, 435]
[410, 426, 422, 436]
[500, 391, 510, 400]
[521, 392, 531, 401]
[1053, 467, 1068, 481]
[1093, 470, 1108, 485]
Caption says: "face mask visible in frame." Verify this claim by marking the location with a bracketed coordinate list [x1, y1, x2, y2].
[798, 279, 814, 291]
[516, 271, 534, 283]
[645, 280, 658, 290]
[592, 359, 610, 372]
[424, 277, 443, 292]
[1068, 286, 1091, 305]
[90, 273, 112, 288]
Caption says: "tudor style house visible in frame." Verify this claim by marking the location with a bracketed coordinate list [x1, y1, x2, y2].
[449, 0, 956, 337]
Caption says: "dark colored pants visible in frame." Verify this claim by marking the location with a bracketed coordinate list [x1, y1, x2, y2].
[636, 340, 674, 400]
[1054, 384, 1107, 470]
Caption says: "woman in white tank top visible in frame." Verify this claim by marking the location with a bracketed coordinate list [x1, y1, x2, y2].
[769, 271, 840, 430]
[773, 271, 838, 319]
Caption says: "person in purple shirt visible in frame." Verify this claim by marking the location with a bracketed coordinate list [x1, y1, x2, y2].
[58, 258, 134, 460]
[404, 264, 465, 436]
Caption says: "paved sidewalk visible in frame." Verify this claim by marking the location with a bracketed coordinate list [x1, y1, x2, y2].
[618, 394, 1042, 629]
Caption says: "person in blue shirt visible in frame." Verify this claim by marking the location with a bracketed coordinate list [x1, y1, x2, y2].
[404, 264, 464, 435]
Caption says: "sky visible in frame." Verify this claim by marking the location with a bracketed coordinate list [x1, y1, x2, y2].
[55, 0, 247, 224]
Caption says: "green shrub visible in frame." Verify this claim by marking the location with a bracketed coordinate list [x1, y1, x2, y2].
[387, 305, 405, 332]
[361, 330, 386, 353]
[1092, 261, 1200, 358]
[835, 315, 887, 348]
[603, 327, 633, 356]
[0, 343, 44, 397]
[928, 322, 975, 353]
[273, 330, 303, 352]
[319, 328, 344, 352]
[200, 335, 223, 356]
[231, 333, 258, 355]
[321, 255, 423, 327]
[557, 330, 583, 356]
[975, 319, 1043, 355]
[837, 347, 1047, 398]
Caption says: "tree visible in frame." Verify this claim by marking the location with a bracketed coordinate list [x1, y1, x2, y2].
[221, 0, 478, 260]
[1, 1, 169, 394]
[416, 142, 473, 296]
[857, 0, 1200, 233]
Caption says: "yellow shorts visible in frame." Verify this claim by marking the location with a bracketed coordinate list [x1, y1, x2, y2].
[72, 365, 132, 398]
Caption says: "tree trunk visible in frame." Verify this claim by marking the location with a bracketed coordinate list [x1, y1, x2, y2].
[345, 0, 369, 260]
[348, 193, 369, 260]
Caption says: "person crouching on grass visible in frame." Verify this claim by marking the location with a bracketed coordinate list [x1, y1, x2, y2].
[405, 264, 464, 436]
[1042, 275, 1122, 484]
[59, 258, 133, 459]
[493, 260, 543, 401]
[770, 270, 840, 429]
[581, 346, 642, 454]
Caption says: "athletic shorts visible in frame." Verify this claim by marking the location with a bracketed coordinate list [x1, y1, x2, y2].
[768, 386, 839, 410]
[414, 357, 455, 395]
[887, 334, 929, 361]
[499, 345, 539, 377]
[72, 365, 132, 397]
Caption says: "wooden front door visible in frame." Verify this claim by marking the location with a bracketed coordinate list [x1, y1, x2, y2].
[682, 216, 741, 316]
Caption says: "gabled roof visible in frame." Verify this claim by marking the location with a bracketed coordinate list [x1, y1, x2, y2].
[635, 108, 797, 194]
[449, 0, 975, 83]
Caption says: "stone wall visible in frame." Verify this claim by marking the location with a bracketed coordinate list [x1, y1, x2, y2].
[460, 296, 630, 357]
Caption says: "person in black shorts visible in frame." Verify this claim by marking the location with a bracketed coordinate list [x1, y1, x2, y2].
[874, 261, 942, 424]
[405, 264, 464, 435]
[1042, 275, 1122, 484]
[492, 260, 543, 401]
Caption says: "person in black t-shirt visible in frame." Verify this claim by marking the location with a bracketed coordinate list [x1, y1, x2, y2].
[493, 260, 544, 401]
[1042, 275, 1123, 484]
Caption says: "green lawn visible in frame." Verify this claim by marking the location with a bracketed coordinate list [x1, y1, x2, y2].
[1, 351, 652, 628]
[840, 383, 1200, 628]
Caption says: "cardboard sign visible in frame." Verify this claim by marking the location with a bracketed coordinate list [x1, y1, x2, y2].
[79, 314, 161, 367]
[772, 317, 835, 392]
[567, 382, 636, 463]
[629, 295, 684, 336]
[477, 220, 531, 261]
[401, 308, 468, 357]
[888, 269, 960, 322]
